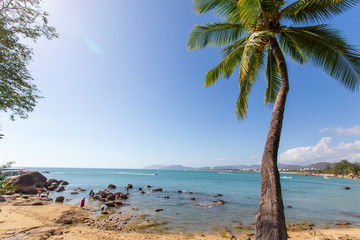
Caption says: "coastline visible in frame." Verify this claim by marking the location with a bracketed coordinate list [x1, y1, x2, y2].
[286, 171, 360, 180]
[1, 194, 360, 240]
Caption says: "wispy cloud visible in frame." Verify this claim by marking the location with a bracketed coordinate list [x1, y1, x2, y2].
[279, 137, 360, 165]
[319, 125, 360, 137]
[251, 155, 258, 159]
[84, 38, 105, 56]
[215, 157, 228, 161]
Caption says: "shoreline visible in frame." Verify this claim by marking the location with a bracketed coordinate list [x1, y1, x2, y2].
[285, 171, 360, 180]
[1, 194, 360, 239]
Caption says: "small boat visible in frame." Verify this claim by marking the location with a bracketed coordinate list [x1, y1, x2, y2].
[344, 187, 351, 190]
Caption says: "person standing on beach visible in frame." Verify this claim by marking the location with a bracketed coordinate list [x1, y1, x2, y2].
[80, 198, 85, 208]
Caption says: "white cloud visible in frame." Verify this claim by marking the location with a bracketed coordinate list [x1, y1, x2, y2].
[279, 137, 360, 165]
[319, 125, 360, 136]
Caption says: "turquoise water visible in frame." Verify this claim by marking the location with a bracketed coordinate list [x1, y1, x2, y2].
[30, 168, 360, 232]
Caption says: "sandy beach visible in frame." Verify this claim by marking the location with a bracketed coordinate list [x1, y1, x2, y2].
[1, 194, 360, 240]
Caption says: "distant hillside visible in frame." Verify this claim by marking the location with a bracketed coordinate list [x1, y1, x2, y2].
[145, 162, 335, 171]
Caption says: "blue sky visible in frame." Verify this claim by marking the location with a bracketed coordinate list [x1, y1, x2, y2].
[0, 0, 360, 168]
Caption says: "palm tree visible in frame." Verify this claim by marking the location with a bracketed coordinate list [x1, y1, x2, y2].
[187, 0, 360, 239]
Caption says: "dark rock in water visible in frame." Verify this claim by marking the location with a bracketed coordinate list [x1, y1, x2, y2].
[108, 184, 116, 189]
[217, 193, 223, 197]
[56, 196, 65, 203]
[178, 190, 182, 193]
[59, 180, 69, 185]
[0, 196, 5, 202]
[190, 198, 196, 201]
[162, 196, 170, 199]
[287, 205, 292, 208]
[56, 186, 65, 192]
[155, 209, 163, 212]
[115, 201, 123, 206]
[99, 189, 111, 198]
[138, 187, 143, 191]
[47, 182, 59, 191]
[6, 174, 37, 194]
[46, 179, 59, 187]
[140, 191, 145, 194]
[152, 188, 162, 192]
[119, 194, 128, 200]
[107, 193, 115, 201]
[127, 184, 133, 189]
[105, 201, 116, 207]
[216, 200, 225, 205]
[27, 171, 47, 187]
[75, 187, 86, 192]
[147, 185, 151, 188]
[189, 192, 193, 194]
[70, 192, 78, 195]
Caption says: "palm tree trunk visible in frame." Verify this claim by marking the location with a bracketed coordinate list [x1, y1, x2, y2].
[255, 38, 289, 240]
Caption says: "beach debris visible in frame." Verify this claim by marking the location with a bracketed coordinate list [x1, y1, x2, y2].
[152, 188, 163, 192]
[108, 184, 116, 189]
[155, 208, 164, 212]
[55, 196, 65, 203]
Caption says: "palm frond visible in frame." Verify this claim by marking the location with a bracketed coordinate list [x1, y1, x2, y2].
[264, 48, 281, 104]
[187, 22, 247, 50]
[236, 49, 265, 119]
[284, 25, 360, 91]
[279, 31, 308, 64]
[237, 0, 262, 26]
[281, 0, 359, 25]
[192, 0, 239, 22]
[204, 36, 249, 87]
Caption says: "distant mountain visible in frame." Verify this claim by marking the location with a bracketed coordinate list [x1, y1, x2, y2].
[145, 162, 334, 171]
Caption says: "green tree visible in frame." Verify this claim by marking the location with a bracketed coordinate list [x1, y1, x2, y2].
[187, 0, 360, 239]
[0, 0, 58, 120]
[332, 159, 360, 175]
[0, 161, 16, 194]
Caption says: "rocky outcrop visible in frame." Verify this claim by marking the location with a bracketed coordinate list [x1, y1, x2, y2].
[6, 174, 37, 194]
[108, 184, 116, 189]
[27, 171, 47, 187]
[55, 196, 65, 203]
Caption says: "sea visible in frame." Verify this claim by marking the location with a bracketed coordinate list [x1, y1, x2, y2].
[29, 168, 360, 233]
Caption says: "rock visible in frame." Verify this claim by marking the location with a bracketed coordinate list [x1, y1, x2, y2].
[27, 171, 47, 187]
[287, 205, 292, 208]
[147, 185, 151, 188]
[152, 188, 162, 192]
[32, 201, 45, 205]
[105, 201, 116, 207]
[75, 187, 86, 192]
[127, 184, 133, 189]
[59, 180, 69, 185]
[216, 200, 225, 205]
[140, 191, 145, 194]
[119, 194, 128, 200]
[155, 209, 163, 212]
[6, 174, 37, 194]
[191, 198, 196, 201]
[99, 189, 111, 198]
[114, 201, 123, 206]
[0, 195, 5, 202]
[55, 196, 65, 203]
[56, 186, 66, 192]
[174, 212, 179, 215]
[70, 192, 78, 195]
[47, 182, 59, 191]
[178, 190, 182, 193]
[56, 209, 87, 224]
[217, 193, 223, 197]
[138, 187, 143, 191]
[108, 184, 116, 189]
[107, 194, 115, 200]
[46, 179, 59, 187]
[287, 222, 314, 231]
[22, 195, 29, 199]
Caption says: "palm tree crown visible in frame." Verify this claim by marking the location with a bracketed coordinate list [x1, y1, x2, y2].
[187, 0, 360, 119]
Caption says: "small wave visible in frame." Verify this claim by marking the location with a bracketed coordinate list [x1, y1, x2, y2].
[116, 172, 156, 176]
[218, 172, 232, 175]
[281, 176, 293, 179]
[51, 172, 66, 174]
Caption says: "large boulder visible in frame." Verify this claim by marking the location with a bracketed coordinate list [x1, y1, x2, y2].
[6, 175, 37, 194]
[27, 171, 47, 187]
[99, 189, 111, 198]
[46, 179, 59, 187]
[55, 196, 65, 203]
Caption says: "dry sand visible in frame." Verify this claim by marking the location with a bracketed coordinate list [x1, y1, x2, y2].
[0, 194, 359, 240]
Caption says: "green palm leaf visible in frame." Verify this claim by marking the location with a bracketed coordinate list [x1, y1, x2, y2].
[279, 31, 308, 64]
[284, 25, 360, 91]
[264, 48, 281, 104]
[281, 0, 359, 24]
[204, 36, 248, 87]
[237, 0, 262, 26]
[187, 22, 247, 50]
[192, 0, 239, 22]
[236, 49, 265, 119]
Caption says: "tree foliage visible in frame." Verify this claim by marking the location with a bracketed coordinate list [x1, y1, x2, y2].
[187, 0, 360, 120]
[0, 161, 16, 194]
[0, 0, 58, 120]
[331, 159, 360, 175]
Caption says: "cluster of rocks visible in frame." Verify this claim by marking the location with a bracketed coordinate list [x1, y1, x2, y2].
[6, 171, 68, 194]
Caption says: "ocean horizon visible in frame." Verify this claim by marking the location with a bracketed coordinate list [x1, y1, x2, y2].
[28, 167, 360, 233]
